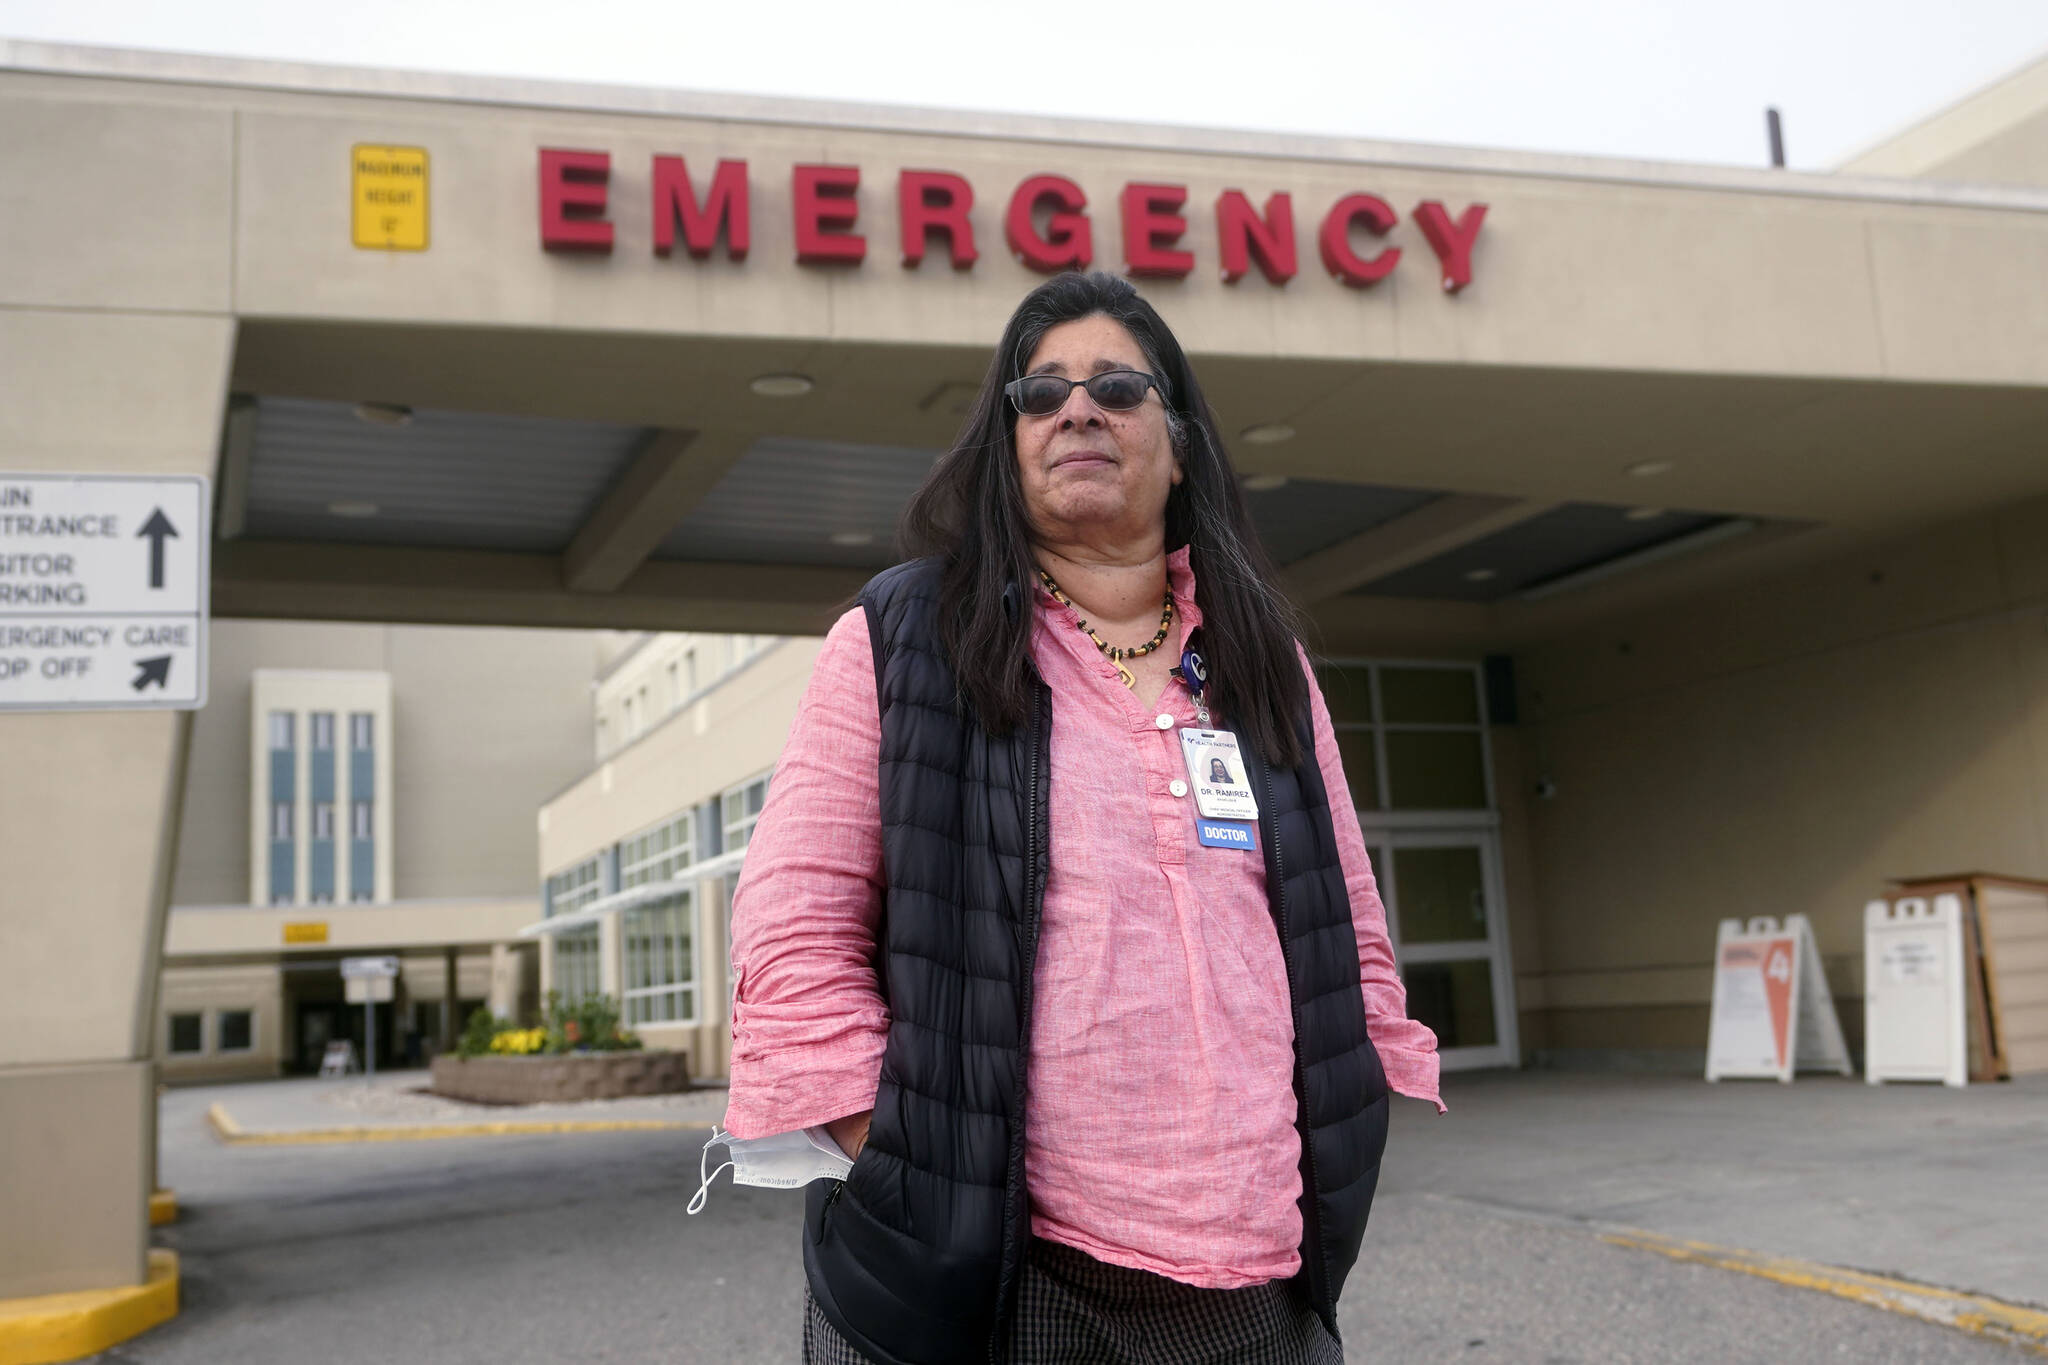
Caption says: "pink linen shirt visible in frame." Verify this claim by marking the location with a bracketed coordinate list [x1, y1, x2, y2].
[727, 547, 1442, 1290]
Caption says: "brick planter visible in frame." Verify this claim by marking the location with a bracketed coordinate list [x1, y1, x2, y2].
[431, 1051, 691, 1105]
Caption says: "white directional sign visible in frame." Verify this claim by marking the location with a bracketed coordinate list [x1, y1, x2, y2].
[0, 473, 209, 712]
[340, 956, 401, 980]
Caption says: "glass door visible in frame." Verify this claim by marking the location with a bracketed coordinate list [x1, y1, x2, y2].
[1321, 658, 1519, 1070]
[1362, 830, 1518, 1070]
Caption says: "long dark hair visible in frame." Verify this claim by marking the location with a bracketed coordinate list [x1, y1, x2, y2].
[900, 272, 1309, 767]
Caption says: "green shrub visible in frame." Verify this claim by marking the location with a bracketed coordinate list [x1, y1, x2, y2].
[456, 1005, 503, 1060]
[541, 990, 642, 1053]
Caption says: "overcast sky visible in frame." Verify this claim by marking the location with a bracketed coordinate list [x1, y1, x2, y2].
[5, 1, 2047, 171]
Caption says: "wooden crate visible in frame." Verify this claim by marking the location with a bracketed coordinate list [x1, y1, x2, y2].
[1890, 873, 2048, 1081]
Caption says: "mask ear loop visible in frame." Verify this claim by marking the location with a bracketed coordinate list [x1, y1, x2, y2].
[688, 1127, 734, 1216]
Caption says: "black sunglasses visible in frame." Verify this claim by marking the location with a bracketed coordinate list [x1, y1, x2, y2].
[1004, 369, 1162, 417]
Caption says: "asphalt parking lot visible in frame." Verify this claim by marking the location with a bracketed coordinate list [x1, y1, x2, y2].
[108, 1071, 2043, 1363]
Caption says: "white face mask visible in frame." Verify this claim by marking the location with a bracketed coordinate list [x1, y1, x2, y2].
[688, 1125, 853, 1215]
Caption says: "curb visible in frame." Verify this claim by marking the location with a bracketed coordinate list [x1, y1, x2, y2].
[206, 1101, 711, 1146]
[148, 1189, 177, 1227]
[0, 1249, 178, 1365]
[1602, 1228, 2048, 1355]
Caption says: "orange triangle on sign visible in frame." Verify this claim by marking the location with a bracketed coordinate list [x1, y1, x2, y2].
[1762, 937, 1795, 1070]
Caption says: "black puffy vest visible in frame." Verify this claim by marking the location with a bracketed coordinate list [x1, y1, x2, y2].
[803, 558, 1390, 1365]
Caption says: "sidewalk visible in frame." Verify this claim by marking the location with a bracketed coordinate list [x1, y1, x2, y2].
[169, 1068, 729, 1141]
[1383, 1069, 2048, 1313]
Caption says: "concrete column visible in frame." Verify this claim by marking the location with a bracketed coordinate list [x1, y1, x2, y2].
[0, 300, 233, 1296]
[698, 876, 732, 1079]
[598, 912, 622, 1000]
[702, 876, 730, 1028]
[487, 943, 518, 1020]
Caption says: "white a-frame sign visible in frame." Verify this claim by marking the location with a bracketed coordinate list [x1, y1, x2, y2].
[1706, 914, 1853, 1083]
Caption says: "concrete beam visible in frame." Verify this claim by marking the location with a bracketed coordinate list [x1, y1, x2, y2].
[212, 540, 868, 635]
[561, 428, 753, 594]
[213, 394, 257, 540]
[1284, 495, 1555, 603]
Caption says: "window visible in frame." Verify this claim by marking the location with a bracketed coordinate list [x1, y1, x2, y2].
[167, 1013, 202, 1055]
[666, 661, 681, 712]
[621, 811, 693, 889]
[310, 712, 335, 750]
[350, 712, 374, 750]
[722, 774, 769, 852]
[554, 925, 602, 1003]
[217, 1009, 253, 1052]
[622, 891, 696, 1026]
[271, 801, 293, 841]
[1316, 662, 1491, 814]
[546, 856, 604, 918]
[268, 711, 294, 751]
[349, 797, 374, 902]
[313, 803, 335, 840]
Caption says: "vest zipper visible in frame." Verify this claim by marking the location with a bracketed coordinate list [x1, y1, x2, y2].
[1262, 758, 1336, 1333]
[991, 682, 1048, 1364]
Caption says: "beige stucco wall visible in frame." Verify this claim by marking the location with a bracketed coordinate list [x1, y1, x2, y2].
[171, 620, 599, 906]
[9, 52, 2048, 396]
[166, 898, 540, 956]
[1839, 53, 2048, 188]
[541, 637, 823, 874]
[0, 75, 236, 1289]
[1513, 491, 2048, 1056]
[156, 964, 284, 1083]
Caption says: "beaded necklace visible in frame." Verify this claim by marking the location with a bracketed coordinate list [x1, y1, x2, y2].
[1037, 569, 1174, 689]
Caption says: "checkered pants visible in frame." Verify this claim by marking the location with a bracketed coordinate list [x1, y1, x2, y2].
[803, 1238, 1343, 1364]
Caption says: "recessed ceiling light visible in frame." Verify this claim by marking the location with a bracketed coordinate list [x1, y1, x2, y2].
[1624, 506, 1667, 521]
[327, 500, 379, 518]
[1463, 568, 1498, 582]
[749, 373, 814, 398]
[352, 401, 413, 427]
[1240, 423, 1296, 446]
[1242, 474, 1289, 492]
[1627, 459, 1674, 478]
[828, 530, 875, 547]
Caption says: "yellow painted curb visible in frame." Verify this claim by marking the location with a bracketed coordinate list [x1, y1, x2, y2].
[0, 1249, 178, 1365]
[1602, 1228, 2048, 1355]
[206, 1101, 709, 1146]
[148, 1189, 177, 1227]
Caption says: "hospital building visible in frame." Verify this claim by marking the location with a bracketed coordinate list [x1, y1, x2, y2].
[6, 37, 2048, 1320]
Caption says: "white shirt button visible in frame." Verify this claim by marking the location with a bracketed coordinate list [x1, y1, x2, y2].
[1169, 779, 1189, 798]
[1155, 713, 1174, 730]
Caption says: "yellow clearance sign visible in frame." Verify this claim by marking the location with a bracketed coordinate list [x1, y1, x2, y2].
[352, 144, 429, 250]
[283, 921, 330, 945]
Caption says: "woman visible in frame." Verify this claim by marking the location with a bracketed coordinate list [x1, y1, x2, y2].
[725, 272, 1442, 1365]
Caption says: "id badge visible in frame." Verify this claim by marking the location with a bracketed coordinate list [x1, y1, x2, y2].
[1178, 728, 1259, 822]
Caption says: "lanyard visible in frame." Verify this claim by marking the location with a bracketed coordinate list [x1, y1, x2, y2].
[1176, 630, 1213, 728]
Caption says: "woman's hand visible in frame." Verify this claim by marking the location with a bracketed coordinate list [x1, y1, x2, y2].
[824, 1110, 872, 1161]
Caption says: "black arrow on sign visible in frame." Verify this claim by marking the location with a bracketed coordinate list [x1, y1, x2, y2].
[137, 508, 178, 589]
[132, 656, 173, 691]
